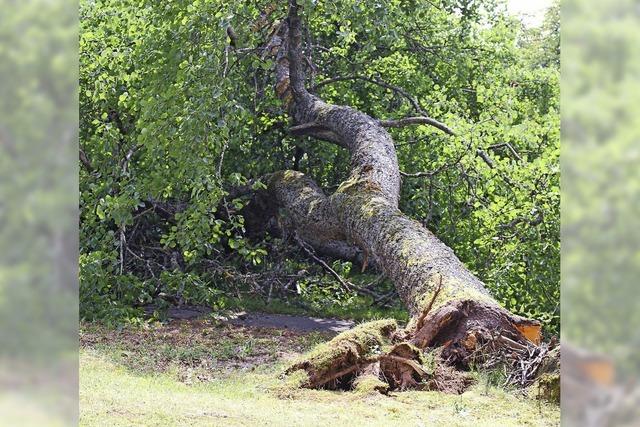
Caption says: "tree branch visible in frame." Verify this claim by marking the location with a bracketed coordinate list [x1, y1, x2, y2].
[287, 0, 309, 101]
[310, 74, 498, 169]
[289, 122, 344, 146]
[295, 234, 382, 299]
[476, 149, 495, 168]
[379, 116, 455, 135]
[79, 148, 93, 172]
[400, 170, 437, 178]
[311, 75, 458, 136]
[295, 235, 352, 293]
[311, 74, 425, 115]
[488, 142, 522, 161]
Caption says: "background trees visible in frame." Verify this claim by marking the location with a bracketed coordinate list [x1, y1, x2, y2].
[1, 1, 79, 424]
[80, 0, 559, 334]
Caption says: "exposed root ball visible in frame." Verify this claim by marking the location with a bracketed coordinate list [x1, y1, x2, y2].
[285, 319, 397, 389]
[379, 342, 430, 390]
[284, 301, 551, 394]
[353, 362, 389, 394]
[285, 318, 453, 392]
[422, 361, 476, 394]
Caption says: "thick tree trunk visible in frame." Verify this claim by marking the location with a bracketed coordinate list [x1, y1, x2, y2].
[264, 1, 543, 390]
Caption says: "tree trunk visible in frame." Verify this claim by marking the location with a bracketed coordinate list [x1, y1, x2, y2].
[264, 1, 543, 391]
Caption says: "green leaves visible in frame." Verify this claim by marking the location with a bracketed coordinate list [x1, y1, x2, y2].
[80, 0, 559, 329]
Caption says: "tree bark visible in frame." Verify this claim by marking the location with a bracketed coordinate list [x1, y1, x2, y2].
[264, 1, 542, 390]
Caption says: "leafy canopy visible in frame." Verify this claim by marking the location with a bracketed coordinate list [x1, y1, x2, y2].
[80, 0, 559, 333]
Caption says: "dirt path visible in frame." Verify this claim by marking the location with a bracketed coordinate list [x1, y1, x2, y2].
[147, 305, 355, 334]
[227, 312, 354, 333]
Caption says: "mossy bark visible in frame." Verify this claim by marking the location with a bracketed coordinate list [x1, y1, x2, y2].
[285, 319, 397, 389]
[269, 0, 543, 391]
[265, 170, 365, 262]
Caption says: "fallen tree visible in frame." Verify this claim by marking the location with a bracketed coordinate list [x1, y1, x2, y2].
[247, 1, 552, 391]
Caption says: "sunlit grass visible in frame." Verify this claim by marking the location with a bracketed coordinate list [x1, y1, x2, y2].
[80, 322, 559, 426]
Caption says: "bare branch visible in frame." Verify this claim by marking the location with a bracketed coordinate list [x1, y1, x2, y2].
[400, 148, 467, 178]
[295, 234, 382, 299]
[488, 142, 522, 161]
[311, 74, 500, 170]
[311, 74, 425, 114]
[295, 234, 352, 293]
[287, 0, 308, 101]
[400, 170, 437, 178]
[79, 148, 93, 172]
[312, 75, 459, 136]
[379, 116, 455, 135]
[120, 144, 142, 174]
[476, 149, 495, 168]
[289, 122, 344, 146]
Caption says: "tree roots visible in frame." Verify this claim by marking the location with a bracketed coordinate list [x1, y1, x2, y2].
[284, 300, 556, 394]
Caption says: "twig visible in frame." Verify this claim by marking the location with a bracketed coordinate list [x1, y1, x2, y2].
[400, 145, 468, 179]
[295, 235, 352, 292]
[495, 335, 528, 353]
[217, 139, 232, 219]
[126, 246, 157, 280]
[294, 235, 383, 299]
[120, 144, 142, 174]
[79, 148, 94, 172]
[373, 289, 397, 306]
[222, 45, 230, 77]
[119, 226, 126, 275]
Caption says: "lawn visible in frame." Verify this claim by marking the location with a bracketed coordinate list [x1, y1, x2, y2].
[80, 318, 560, 426]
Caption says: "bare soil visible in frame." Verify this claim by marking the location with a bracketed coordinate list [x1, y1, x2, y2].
[80, 312, 474, 394]
[80, 316, 339, 384]
[143, 304, 355, 333]
[227, 312, 355, 333]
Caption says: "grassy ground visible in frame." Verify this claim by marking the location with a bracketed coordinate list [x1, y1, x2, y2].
[80, 319, 560, 426]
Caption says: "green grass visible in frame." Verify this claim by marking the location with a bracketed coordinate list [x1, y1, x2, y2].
[80, 321, 559, 426]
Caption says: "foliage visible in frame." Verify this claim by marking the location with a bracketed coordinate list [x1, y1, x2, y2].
[80, 0, 559, 333]
[562, 0, 640, 374]
[0, 0, 78, 360]
[0, 1, 78, 424]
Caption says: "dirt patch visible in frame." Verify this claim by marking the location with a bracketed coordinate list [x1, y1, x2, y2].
[227, 312, 355, 333]
[80, 319, 333, 383]
[145, 305, 212, 320]
[81, 315, 477, 395]
[422, 363, 476, 394]
[143, 304, 355, 333]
